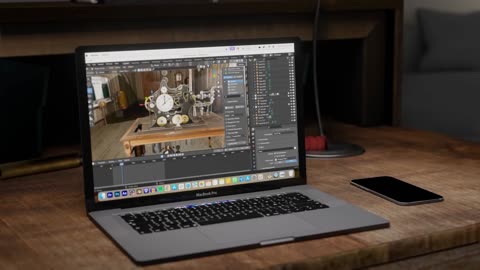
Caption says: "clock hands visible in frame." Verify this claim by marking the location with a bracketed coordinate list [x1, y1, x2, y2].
[156, 94, 174, 113]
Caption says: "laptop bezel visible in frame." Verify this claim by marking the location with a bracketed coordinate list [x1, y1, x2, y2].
[76, 38, 306, 213]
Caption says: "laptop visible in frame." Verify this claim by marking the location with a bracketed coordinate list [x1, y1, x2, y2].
[76, 38, 389, 264]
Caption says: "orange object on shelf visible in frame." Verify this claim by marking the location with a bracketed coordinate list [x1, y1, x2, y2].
[118, 90, 128, 110]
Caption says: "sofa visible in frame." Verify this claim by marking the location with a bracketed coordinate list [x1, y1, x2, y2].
[401, 8, 480, 142]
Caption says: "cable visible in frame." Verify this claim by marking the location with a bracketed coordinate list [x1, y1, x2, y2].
[307, 0, 365, 158]
[312, 0, 324, 136]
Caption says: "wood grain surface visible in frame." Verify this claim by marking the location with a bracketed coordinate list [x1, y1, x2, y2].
[120, 116, 225, 157]
[0, 0, 403, 24]
[1, 124, 479, 269]
[0, 0, 402, 58]
[0, 1, 404, 127]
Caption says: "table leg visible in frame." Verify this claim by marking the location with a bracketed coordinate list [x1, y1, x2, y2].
[123, 141, 132, 157]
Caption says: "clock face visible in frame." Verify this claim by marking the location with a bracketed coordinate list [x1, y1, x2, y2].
[156, 116, 167, 126]
[156, 94, 174, 112]
[160, 86, 168, 94]
[145, 96, 155, 112]
[172, 114, 183, 126]
[161, 70, 168, 76]
[181, 114, 189, 124]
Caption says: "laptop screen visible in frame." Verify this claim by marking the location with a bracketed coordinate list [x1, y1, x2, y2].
[82, 41, 300, 202]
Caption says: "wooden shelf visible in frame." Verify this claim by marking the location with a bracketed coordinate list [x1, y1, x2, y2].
[0, 0, 313, 23]
[0, 0, 402, 23]
[0, 0, 400, 58]
[0, 0, 403, 125]
[0, 12, 385, 58]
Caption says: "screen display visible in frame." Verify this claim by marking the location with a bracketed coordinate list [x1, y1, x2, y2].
[82, 42, 300, 202]
[351, 176, 443, 203]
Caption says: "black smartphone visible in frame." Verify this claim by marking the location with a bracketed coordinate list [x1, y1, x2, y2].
[351, 176, 443, 206]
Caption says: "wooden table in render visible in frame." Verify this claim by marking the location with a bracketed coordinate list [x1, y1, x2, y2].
[120, 115, 225, 157]
[1, 124, 479, 269]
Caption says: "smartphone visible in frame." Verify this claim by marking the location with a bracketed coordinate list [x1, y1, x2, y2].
[351, 176, 443, 206]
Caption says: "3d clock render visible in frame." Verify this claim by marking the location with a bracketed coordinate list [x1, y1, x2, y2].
[0, 0, 479, 269]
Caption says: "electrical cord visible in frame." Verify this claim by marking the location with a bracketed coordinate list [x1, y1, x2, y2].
[307, 0, 365, 158]
[312, 0, 324, 136]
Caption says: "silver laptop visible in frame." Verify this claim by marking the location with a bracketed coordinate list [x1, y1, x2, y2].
[76, 38, 388, 264]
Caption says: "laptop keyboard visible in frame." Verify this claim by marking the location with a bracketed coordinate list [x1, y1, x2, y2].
[120, 192, 329, 234]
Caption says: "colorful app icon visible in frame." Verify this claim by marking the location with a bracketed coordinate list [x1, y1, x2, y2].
[212, 179, 218, 186]
[219, 178, 225, 185]
[279, 171, 286, 177]
[114, 191, 121, 197]
[164, 185, 171, 192]
[192, 181, 198, 188]
[199, 181, 205, 187]
[226, 178, 232, 184]
[232, 177, 238, 183]
[143, 188, 150, 194]
[136, 189, 142, 195]
[245, 175, 251, 182]
[150, 188, 156, 193]
[179, 183, 185, 190]
[251, 175, 257, 181]
[273, 172, 279, 178]
[121, 190, 128, 196]
[107, 192, 113, 198]
[157, 186, 164, 193]
[98, 192, 106, 200]
[289, 170, 295, 177]
[172, 184, 178, 191]
[129, 189, 136, 196]
[206, 180, 212, 187]
[185, 182, 191, 189]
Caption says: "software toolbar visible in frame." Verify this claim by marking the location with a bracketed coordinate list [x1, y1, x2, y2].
[97, 169, 296, 202]
[223, 64, 249, 147]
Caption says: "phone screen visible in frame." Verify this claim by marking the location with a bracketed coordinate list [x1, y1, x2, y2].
[351, 176, 443, 204]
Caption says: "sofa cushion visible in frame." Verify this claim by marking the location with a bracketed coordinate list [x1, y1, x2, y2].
[418, 8, 480, 71]
[401, 71, 480, 142]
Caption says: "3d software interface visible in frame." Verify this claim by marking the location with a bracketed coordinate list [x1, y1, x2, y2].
[84, 43, 299, 201]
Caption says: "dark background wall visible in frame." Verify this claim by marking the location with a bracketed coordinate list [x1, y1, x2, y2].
[3, 54, 79, 152]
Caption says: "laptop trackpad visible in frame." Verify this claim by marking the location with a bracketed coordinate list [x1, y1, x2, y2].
[198, 215, 316, 244]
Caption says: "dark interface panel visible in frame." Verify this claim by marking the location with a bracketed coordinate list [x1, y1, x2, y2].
[84, 43, 299, 201]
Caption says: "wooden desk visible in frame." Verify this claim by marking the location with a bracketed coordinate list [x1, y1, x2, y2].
[1, 125, 479, 269]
